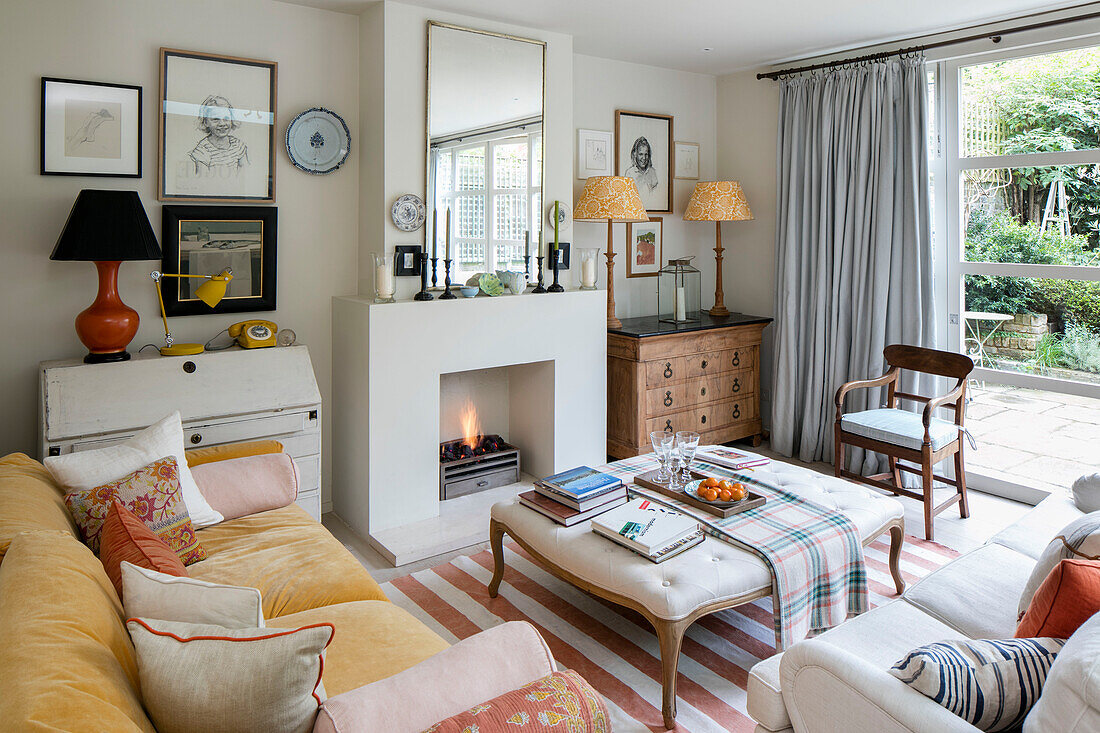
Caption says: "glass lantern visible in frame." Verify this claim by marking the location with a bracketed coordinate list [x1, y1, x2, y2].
[577, 247, 600, 290]
[374, 252, 395, 303]
[657, 257, 701, 324]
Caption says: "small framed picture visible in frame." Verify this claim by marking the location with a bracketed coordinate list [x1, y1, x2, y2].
[550, 243, 570, 270]
[626, 217, 662, 278]
[161, 205, 277, 316]
[159, 48, 277, 202]
[616, 110, 673, 213]
[394, 245, 422, 276]
[674, 141, 700, 180]
[576, 129, 612, 179]
[41, 77, 142, 177]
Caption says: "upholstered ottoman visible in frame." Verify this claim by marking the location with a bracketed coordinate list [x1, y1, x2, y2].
[489, 458, 905, 730]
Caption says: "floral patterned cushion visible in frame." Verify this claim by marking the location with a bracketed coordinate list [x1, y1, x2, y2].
[422, 670, 609, 733]
[64, 456, 206, 565]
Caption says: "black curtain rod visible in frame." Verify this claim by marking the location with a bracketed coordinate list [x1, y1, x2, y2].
[757, 6, 1100, 80]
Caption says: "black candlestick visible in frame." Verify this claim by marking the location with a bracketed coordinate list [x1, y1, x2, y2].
[532, 255, 547, 293]
[524, 254, 531, 283]
[414, 252, 433, 301]
[430, 256, 440, 289]
[439, 258, 456, 299]
[548, 248, 564, 293]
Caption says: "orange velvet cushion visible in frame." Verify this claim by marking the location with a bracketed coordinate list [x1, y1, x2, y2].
[425, 670, 610, 732]
[185, 440, 284, 468]
[100, 500, 187, 599]
[1016, 558, 1100, 639]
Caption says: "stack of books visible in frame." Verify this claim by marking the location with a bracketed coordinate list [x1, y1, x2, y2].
[592, 498, 704, 563]
[695, 447, 771, 471]
[518, 466, 628, 526]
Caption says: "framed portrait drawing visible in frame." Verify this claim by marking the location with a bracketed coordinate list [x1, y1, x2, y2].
[161, 205, 277, 316]
[615, 110, 673, 213]
[158, 48, 277, 202]
[576, 129, 611, 179]
[626, 217, 662, 278]
[674, 141, 700, 180]
[394, 245, 422, 276]
[41, 77, 141, 177]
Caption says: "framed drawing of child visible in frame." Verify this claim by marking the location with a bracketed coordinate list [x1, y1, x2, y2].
[158, 48, 277, 202]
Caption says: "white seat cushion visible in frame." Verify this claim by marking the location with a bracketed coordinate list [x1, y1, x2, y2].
[991, 494, 1085, 560]
[841, 408, 959, 452]
[904, 543, 1035, 639]
[748, 600, 962, 732]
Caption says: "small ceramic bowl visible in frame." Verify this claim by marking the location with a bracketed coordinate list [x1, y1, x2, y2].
[459, 286, 479, 298]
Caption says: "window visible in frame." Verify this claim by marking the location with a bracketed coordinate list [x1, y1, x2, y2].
[431, 128, 542, 284]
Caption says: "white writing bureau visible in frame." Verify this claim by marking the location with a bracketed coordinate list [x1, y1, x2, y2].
[39, 345, 323, 520]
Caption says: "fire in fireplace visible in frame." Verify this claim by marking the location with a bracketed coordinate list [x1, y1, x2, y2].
[439, 402, 520, 500]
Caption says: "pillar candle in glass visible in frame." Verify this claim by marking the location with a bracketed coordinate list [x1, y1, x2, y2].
[374, 253, 395, 303]
[578, 247, 600, 290]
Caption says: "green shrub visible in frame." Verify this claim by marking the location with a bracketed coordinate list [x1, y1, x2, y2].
[1060, 323, 1100, 372]
[1030, 333, 1065, 369]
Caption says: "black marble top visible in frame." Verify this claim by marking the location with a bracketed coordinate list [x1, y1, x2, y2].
[608, 312, 773, 338]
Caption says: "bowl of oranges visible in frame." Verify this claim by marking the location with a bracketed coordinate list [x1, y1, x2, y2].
[691, 476, 749, 506]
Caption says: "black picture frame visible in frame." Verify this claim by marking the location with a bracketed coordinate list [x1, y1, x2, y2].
[161, 205, 277, 316]
[394, 245, 422, 276]
[41, 77, 142, 177]
[551, 243, 570, 270]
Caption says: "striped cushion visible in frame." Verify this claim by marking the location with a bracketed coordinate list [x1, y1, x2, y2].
[889, 637, 1065, 732]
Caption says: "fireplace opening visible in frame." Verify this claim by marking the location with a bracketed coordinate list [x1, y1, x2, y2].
[439, 399, 521, 500]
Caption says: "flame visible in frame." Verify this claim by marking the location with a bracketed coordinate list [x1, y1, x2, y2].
[459, 399, 481, 450]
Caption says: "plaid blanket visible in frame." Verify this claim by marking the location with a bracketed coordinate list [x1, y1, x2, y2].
[598, 451, 867, 648]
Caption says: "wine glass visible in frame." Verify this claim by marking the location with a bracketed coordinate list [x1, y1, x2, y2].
[650, 431, 674, 484]
[675, 431, 700, 484]
[667, 440, 686, 491]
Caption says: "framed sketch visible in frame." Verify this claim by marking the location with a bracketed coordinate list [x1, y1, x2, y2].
[576, 129, 611, 179]
[394, 245, 422, 276]
[674, 141, 700, 180]
[161, 205, 277, 316]
[158, 48, 277, 202]
[41, 77, 141, 177]
[615, 110, 673, 213]
[550, 243, 570, 270]
[626, 217, 662, 278]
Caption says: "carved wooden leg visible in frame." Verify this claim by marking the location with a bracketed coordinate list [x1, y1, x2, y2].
[888, 456, 903, 495]
[751, 433, 763, 448]
[889, 522, 906, 594]
[488, 519, 506, 598]
[654, 618, 689, 730]
[834, 426, 844, 478]
[921, 452, 935, 542]
[955, 449, 970, 519]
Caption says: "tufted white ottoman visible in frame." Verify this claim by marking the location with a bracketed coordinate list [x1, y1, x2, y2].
[489, 458, 905, 730]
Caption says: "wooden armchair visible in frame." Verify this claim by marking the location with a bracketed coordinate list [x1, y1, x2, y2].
[834, 345, 975, 541]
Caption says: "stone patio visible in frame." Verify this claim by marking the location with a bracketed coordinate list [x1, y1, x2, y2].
[966, 383, 1100, 495]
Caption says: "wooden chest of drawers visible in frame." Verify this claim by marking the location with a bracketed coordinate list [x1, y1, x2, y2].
[607, 314, 771, 459]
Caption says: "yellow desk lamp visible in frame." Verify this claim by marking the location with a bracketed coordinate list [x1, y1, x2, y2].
[150, 269, 234, 356]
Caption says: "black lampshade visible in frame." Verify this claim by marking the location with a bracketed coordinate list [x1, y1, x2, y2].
[50, 190, 161, 261]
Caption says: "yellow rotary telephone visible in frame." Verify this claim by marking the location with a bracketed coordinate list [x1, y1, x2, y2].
[228, 320, 278, 348]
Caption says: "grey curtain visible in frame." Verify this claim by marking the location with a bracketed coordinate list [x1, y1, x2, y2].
[771, 57, 936, 471]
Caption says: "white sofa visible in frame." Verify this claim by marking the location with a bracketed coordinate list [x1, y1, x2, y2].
[747, 493, 1089, 733]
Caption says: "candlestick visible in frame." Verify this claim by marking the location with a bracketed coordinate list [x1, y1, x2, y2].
[532, 255, 547, 293]
[414, 252, 433, 301]
[430, 256, 439, 289]
[523, 254, 531, 283]
[439, 258, 456, 299]
[548, 246, 564, 293]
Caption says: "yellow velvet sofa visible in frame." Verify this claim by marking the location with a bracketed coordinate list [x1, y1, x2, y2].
[0, 450, 451, 731]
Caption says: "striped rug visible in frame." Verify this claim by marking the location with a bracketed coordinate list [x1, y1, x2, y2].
[381, 532, 959, 732]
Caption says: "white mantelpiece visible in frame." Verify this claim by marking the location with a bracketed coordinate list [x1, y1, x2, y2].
[332, 290, 606, 564]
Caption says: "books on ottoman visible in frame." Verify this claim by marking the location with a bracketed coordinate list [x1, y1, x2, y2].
[518, 490, 629, 527]
[591, 498, 703, 563]
[534, 466, 625, 511]
[695, 447, 770, 472]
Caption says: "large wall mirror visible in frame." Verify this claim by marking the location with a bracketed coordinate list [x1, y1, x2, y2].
[427, 22, 545, 285]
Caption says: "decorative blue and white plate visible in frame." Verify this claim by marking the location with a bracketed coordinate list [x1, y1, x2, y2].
[286, 108, 350, 174]
[391, 194, 426, 232]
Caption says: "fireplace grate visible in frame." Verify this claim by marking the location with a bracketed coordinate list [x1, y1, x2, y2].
[439, 434, 520, 500]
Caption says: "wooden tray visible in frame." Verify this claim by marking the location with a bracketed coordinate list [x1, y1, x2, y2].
[634, 468, 766, 518]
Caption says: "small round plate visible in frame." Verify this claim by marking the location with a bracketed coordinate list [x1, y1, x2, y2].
[285, 108, 350, 175]
[687, 479, 748, 508]
[547, 201, 572, 232]
[391, 194, 426, 232]
[478, 273, 504, 297]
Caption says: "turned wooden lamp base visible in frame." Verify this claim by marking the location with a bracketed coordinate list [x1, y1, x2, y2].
[605, 220, 622, 329]
[707, 221, 730, 318]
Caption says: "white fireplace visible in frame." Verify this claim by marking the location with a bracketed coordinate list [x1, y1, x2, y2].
[331, 290, 606, 565]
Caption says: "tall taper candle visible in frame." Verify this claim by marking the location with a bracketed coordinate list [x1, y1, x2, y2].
[445, 206, 452, 260]
[553, 201, 560, 251]
[524, 230, 530, 259]
[431, 209, 437, 259]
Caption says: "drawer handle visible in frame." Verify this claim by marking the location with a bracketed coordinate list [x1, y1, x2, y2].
[183, 361, 197, 374]
[701, 414, 707, 424]
[733, 404, 741, 420]
[701, 359, 708, 369]
[700, 387, 706, 396]
[190, 433, 203, 445]
[732, 378, 741, 393]
[663, 391, 673, 407]
[476, 480, 489, 487]
[731, 352, 740, 367]
[663, 362, 673, 378]
[664, 419, 673, 433]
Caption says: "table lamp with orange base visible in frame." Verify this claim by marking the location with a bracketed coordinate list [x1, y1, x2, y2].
[150, 269, 233, 356]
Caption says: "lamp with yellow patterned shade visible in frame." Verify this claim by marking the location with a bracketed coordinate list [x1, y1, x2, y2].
[574, 176, 648, 329]
[684, 181, 753, 317]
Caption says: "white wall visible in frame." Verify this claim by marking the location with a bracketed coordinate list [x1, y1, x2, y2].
[572, 54, 718, 319]
[0, 0, 359, 508]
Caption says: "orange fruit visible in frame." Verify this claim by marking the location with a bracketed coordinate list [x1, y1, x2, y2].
[730, 484, 747, 501]
[703, 477, 720, 488]
[718, 480, 732, 492]
[718, 489, 732, 502]
[701, 488, 719, 502]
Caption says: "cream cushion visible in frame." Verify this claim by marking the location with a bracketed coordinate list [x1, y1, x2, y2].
[121, 561, 264, 628]
[841, 408, 958, 451]
[45, 411, 222, 529]
[1024, 610, 1100, 732]
[1073, 474, 1100, 514]
[127, 617, 331, 733]
[1018, 512, 1100, 618]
